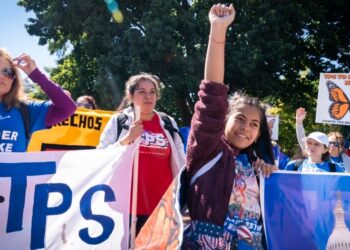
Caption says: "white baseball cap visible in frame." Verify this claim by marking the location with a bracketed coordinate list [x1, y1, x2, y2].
[303, 131, 329, 147]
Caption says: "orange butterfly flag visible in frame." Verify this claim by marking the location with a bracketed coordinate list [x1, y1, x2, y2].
[316, 73, 350, 125]
[135, 172, 185, 249]
[327, 80, 350, 120]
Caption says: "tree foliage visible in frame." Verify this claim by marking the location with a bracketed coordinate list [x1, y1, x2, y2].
[18, 0, 350, 155]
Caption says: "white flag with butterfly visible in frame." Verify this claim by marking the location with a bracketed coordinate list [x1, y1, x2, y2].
[316, 73, 350, 126]
[267, 115, 279, 141]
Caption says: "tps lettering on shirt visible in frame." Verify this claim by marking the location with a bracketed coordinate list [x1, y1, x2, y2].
[141, 131, 168, 148]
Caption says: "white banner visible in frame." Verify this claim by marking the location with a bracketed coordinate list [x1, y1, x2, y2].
[316, 73, 350, 125]
[0, 146, 135, 249]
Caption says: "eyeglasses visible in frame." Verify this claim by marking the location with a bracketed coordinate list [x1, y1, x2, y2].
[77, 102, 93, 109]
[329, 141, 342, 147]
[0, 68, 15, 79]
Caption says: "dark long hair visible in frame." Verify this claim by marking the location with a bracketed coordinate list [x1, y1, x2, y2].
[76, 95, 98, 109]
[227, 92, 275, 164]
[321, 149, 330, 162]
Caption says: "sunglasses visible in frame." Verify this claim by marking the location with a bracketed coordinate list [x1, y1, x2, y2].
[0, 68, 15, 79]
[77, 102, 93, 109]
[329, 141, 342, 147]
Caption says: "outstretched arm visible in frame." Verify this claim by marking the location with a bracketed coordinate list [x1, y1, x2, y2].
[295, 107, 307, 151]
[204, 4, 235, 83]
[186, 4, 235, 175]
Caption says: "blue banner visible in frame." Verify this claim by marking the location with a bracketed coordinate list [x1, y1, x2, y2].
[262, 171, 350, 250]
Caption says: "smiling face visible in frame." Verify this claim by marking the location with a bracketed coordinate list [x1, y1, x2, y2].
[0, 56, 15, 101]
[304, 138, 328, 161]
[224, 104, 261, 149]
[328, 134, 343, 157]
[129, 80, 157, 115]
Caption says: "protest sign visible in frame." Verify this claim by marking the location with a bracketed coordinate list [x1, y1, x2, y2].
[261, 171, 350, 249]
[27, 108, 114, 151]
[316, 73, 350, 126]
[267, 115, 279, 141]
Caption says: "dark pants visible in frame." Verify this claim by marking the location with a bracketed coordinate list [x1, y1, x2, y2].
[129, 215, 149, 236]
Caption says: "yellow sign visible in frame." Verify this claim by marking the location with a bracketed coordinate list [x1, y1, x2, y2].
[27, 108, 114, 151]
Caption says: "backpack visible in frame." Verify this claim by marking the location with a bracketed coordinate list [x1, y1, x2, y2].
[116, 112, 184, 143]
[18, 101, 31, 139]
[293, 159, 336, 172]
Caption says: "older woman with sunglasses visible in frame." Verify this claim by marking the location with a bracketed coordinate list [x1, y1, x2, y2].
[0, 48, 76, 152]
[295, 107, 350, 172]
[327, 131, 350, 172]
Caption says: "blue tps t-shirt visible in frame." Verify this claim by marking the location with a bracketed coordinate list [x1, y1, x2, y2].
[330, 156, 341, 163]
[285, 158, 344, 172]
[0, 101, 50, 152]
[329, 155, 347, 171]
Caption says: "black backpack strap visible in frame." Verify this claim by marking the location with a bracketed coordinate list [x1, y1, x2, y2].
[293, 159, 304, 171]
[116, 111, 184, 143]
[116, 113, 130, 141]
[158, 112, 176, 138]
[158, 112, 184, 143]
[329, 162, 336, 172]
[18, 101, 31, 139]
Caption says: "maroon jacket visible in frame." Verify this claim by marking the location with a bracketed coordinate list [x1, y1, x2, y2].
[186, 81, 239, 225]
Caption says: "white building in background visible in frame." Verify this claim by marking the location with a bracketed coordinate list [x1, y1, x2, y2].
[326, 193, 350, 250]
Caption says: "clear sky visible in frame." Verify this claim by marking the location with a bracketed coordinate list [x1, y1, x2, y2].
[0, 1, 57, 71]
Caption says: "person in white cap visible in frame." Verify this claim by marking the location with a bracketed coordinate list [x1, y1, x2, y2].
[295, 107, 350, 172]
[285, 131, 344, 172]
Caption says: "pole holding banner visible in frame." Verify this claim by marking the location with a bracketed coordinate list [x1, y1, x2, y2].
[130, 105, 141, 249]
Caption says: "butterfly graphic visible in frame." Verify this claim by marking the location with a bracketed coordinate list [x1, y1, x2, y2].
[327, 80, 350, 120]
[267, 117, 276, 129]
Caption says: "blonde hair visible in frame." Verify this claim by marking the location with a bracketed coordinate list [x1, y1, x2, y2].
[0, 48, 24, 109]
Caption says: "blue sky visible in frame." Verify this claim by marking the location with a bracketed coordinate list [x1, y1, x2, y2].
[0, 1, 57, 71]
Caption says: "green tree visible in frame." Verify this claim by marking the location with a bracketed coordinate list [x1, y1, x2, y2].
[18, 0, 350, 154]
[18, 0, 205, 125]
